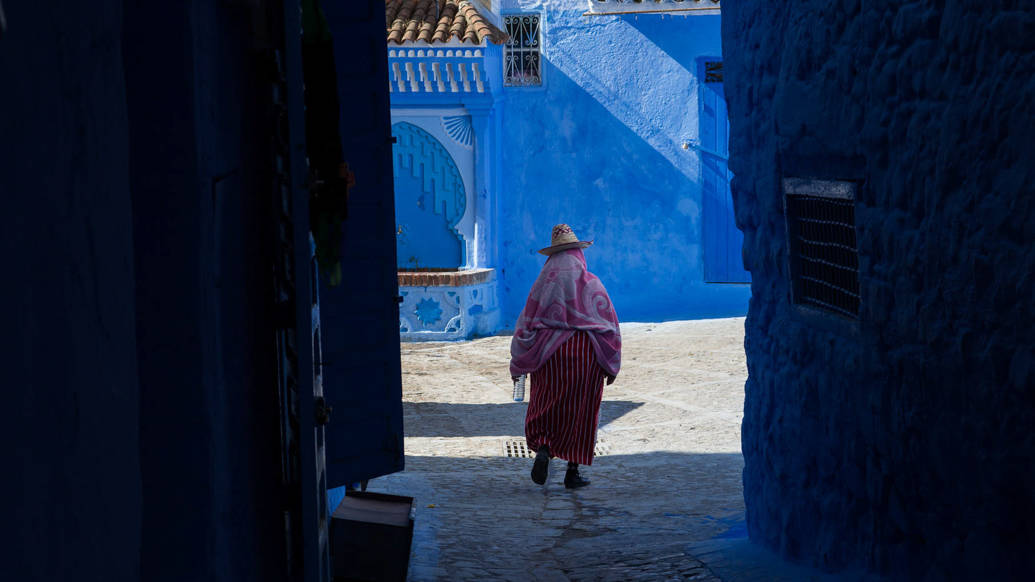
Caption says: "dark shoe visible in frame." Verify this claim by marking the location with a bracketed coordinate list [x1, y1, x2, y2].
[531, 445, 550, 485]
[564, 465, 590, 489]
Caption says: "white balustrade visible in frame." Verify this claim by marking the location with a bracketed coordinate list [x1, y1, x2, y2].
[387, 51, 490, 95]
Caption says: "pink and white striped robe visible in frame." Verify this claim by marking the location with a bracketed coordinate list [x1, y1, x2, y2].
[509, 248, 621, 465]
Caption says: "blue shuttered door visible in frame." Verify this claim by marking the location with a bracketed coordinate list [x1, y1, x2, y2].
[700, 60, 750, 284]
[320, 1, 405, 488]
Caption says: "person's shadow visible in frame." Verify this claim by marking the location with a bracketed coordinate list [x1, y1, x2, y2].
[403, 400, 644, 438]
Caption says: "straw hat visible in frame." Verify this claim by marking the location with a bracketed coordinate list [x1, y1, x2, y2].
[538, 224, 593, 256]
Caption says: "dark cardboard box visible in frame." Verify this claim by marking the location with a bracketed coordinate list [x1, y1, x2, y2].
[331, 491, 415, 581]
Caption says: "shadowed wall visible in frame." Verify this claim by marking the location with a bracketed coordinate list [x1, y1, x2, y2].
[723, 1, 1035, 578]
[3, 1, 294, 579]
[2, 3, 141, 579]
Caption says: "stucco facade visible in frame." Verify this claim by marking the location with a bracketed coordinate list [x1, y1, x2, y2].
[496, 1, 750, 326]
[389, 1, 750, 339]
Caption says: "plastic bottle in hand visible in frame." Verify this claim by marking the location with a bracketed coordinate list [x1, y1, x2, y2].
[513, 375, 526, 402]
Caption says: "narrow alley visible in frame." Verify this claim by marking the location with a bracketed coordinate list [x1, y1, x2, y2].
[369, 319, 747, 580]
[9, 2, 1032, 580]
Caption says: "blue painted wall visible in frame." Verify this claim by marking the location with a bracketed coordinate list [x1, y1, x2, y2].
[496, 3, 750, 326]
[723, 1, 1035, 579]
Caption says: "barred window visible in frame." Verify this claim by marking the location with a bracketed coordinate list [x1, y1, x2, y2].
[783, 178, 861, 318]
[704, 61, 723, 83]
[504, 14, 542, 86]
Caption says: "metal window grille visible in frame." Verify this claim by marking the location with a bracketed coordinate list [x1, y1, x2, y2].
[705, 61, 723, 83]
[783, 178, 861, 318]
[504, 14, 542, 86]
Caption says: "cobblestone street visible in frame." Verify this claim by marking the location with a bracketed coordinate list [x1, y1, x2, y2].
[361, 318, 752, 581]
[363, 318, 877, 581]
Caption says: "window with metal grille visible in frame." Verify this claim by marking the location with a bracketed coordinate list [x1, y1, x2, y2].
[504, 14, 542, 86]
[704, 61, 723, 83]
[783, 178, 860, 318]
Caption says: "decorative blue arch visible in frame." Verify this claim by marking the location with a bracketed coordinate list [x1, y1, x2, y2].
[391, 122, 467, 269]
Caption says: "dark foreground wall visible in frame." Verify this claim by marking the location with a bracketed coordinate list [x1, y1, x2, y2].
[3, 1, 290, 580]
[723, 1, 1034, 579]
[2, 3, 141, 579]
[124, 1, 288, 579]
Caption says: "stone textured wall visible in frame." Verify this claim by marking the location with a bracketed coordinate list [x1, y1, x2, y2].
[723, 1, 1035, 578]
[497, 2, 751, 325]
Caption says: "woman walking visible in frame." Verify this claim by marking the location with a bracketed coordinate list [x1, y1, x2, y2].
[510, 224, 622, 488]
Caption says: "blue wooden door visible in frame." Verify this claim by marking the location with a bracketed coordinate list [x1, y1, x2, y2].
[391, 122, 466, 269]
[319, 0, 405, 489]
[700, 60, 750, 283]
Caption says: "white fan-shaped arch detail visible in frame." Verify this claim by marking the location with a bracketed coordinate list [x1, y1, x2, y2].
[441, 115, 474, 149]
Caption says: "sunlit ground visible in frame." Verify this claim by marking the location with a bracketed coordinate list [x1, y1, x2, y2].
[369, 318, 747, 581]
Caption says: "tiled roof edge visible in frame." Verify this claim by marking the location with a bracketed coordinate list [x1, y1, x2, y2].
[386, 0, 509, 46]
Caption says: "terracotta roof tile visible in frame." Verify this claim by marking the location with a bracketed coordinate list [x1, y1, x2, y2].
[386, 0, 508, 45]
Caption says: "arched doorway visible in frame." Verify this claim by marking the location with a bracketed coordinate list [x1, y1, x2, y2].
[391, 121, 467, 269]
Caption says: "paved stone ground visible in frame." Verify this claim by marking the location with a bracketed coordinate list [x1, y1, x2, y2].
[360, 317, 886, 581]
[364, 318, 749, 581]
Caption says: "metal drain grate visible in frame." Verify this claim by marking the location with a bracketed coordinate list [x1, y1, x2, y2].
[502, 439, 609, 458]
[503, 439, 534, 458]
